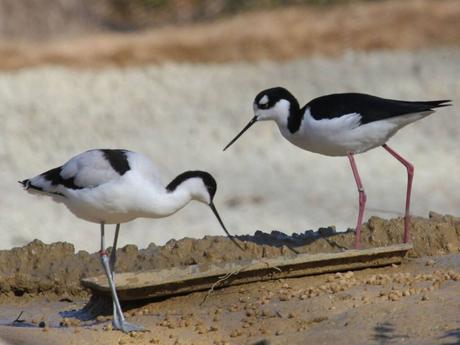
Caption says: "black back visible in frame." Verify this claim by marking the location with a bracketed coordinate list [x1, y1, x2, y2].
[306, 93, 451, 125]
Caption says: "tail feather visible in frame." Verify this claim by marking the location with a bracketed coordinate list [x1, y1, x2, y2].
[417, 100, 451, 109]
[19, 179, 44, 192]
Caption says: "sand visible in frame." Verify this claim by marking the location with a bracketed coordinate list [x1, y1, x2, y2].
[0, 213, 459, 344]
[0, 212, 458, 298]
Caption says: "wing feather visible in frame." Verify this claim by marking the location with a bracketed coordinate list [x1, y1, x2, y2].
[307, 93, 451, 125]
[22, 149, 129, 196]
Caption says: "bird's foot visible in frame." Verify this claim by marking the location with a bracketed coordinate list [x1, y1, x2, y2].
[113, 319, 148, 333]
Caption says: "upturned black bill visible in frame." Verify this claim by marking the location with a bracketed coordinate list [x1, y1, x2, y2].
[223, 116, 258, 151]
[209, 202, 244, 251]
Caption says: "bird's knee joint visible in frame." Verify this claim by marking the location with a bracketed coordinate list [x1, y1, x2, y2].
[407, 164, 415, 174]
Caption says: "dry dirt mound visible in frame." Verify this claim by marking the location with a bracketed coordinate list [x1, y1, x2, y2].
[0, 212, 458, 298]
[0, 0, 459, 70]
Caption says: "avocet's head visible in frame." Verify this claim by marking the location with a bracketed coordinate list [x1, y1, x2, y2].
[166, 171, 244, 251]
[167, 171, 217, 205]
[223, 87, 299, 151]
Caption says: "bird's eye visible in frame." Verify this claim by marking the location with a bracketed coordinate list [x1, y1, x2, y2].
[258, 102, 269, 110]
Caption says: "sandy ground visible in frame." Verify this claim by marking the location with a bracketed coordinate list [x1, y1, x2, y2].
[0, 212, 459, 298]
[0, 0, 459, 70]
[1, 47, 459, 252]
[0, 213, 459, 344]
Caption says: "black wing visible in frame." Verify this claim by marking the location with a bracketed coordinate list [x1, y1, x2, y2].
[306, 93, 451, 125]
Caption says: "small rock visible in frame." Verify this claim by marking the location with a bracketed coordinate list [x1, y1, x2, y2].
[318, 226, 336, 237]
[425, 259, 436, 267]
[230, 329, 242, 337]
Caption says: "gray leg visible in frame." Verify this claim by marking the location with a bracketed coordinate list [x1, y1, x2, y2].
[99, 223, 146, 333]
[109, 224, 120, 320]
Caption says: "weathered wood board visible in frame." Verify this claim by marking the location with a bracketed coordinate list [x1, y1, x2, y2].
[82, 243, 413, 301]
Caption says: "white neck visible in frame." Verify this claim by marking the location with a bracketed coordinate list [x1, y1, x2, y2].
[143, 184, 193, 218]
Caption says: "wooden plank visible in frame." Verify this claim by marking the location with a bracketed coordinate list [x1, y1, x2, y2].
[82, 243, 412, 301]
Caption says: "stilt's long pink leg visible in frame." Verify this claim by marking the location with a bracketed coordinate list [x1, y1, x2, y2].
[382, 144, 414, 243]
[347, 153, 367, 249]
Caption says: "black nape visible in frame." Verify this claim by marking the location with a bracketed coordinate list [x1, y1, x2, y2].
[166, 171, 217, 198]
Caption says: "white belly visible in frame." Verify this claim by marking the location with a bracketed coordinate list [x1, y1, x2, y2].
[279, 111, 429, 157]
[61, 175, 163, 224]
[283, 122, 395, 156]
[62, 199, 140, 224]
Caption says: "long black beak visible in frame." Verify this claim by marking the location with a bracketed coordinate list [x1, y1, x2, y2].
[223, 116, 258, 151]
[209, 202, 244, 251]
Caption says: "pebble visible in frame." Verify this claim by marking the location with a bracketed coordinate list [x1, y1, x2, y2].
[261, 309, 275, 318]
[288, 312, 296, 319]
[279, 294, 291, 301]
[425, 259, 436, 266]
[230, 329, 243, 337]
[246, 310, 254, 317]
[361, 296, 370, 303]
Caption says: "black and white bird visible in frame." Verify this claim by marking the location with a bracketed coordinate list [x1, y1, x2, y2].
[20, 149, 242, 333]
[224, 87, 451, 249]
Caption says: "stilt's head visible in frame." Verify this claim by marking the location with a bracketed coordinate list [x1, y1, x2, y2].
[223, 87, 299, 151]
[167, 171, 244, 251]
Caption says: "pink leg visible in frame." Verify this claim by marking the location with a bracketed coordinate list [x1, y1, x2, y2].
[382, 144, 414, 243]
[347, 153, 367, 249]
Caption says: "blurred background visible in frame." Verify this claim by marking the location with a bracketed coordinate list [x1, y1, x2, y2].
[0, 0, 459, 252]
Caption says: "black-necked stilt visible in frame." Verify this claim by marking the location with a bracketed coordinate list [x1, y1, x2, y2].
[20, 148, 242, 333]
[224, 87, 451, 249]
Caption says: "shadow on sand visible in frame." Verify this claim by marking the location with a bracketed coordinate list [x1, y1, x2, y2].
[440, 328, 460, 345]
[373, 322, 407, 345]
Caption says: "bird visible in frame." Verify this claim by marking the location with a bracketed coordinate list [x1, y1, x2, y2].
[223, 87, 451, 249]
[20, 148, 243, 333]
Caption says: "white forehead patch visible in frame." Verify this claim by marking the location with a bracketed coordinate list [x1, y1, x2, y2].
[259, 95, 269, 105]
